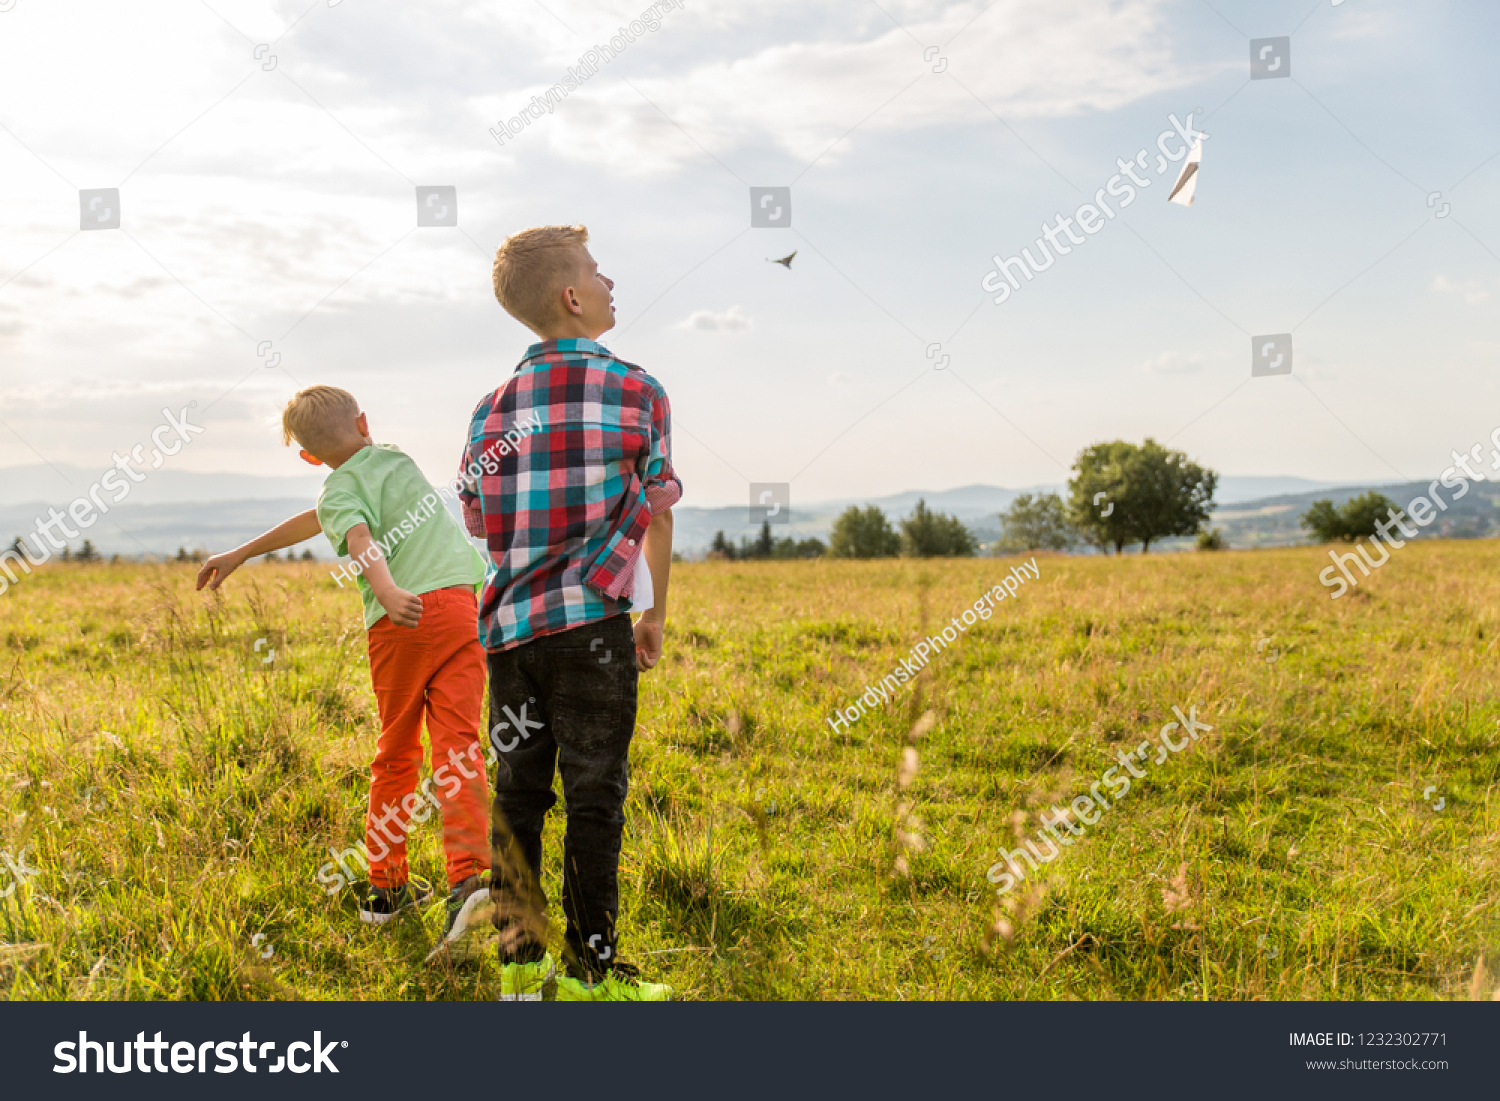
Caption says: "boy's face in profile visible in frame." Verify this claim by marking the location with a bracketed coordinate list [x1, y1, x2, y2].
[569, 247, 615, 338]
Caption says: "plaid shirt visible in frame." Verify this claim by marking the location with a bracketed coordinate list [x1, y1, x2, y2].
[459, 338, 683, 652]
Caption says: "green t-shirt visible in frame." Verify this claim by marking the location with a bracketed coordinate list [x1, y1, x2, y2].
[317, 444, 488, 628]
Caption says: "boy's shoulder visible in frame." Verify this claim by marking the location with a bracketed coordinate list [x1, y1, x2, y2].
[556, 343, 673, 403]
[475, 344, 670, 419]
[318, 445, 439, 526]
[320, 445, 419, 495]
[327, 443, 410, 473]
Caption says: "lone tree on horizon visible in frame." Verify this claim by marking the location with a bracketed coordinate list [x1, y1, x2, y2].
[1067, 438, 1217, 554]
[1300, 491, 1399, 543]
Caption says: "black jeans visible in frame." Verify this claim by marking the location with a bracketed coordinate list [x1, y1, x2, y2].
[487, 613, 637, 978]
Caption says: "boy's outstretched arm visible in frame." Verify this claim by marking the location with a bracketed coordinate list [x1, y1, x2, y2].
[344, 523, 423, 628]
[196, 508, 321, 591]
[634, 508, 673, 670]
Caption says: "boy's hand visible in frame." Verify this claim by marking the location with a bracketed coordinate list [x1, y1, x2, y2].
[634, 615, 663, 670]
[192, 511, 320, 591]
[378, 588, 424, 628]
[196, 551, 245, 592]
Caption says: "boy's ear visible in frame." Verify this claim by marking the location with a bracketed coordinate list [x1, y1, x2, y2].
[560, 284, 584, 317]
[299, 449, 324, 467]
[355, 411, 370, 437]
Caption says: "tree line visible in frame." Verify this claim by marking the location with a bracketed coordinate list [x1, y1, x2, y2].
[708, 438, 1223, 559]
[7, 539, 317, 564]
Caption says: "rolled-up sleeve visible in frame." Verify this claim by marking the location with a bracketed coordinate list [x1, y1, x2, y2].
[641, 388, 682, 514]
[458, 401, 488, 537]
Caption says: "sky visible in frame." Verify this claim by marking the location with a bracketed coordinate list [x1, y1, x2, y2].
[0, 0, 1497, 511]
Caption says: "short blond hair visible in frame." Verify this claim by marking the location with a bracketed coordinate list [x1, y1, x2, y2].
[281, 385, 361, 455]
[492, 224, 589, 333]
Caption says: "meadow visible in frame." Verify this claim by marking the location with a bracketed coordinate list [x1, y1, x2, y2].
[1, 541, 1497, 1001]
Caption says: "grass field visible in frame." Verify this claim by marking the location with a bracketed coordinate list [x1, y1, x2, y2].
[1, 541, 1498, 1001]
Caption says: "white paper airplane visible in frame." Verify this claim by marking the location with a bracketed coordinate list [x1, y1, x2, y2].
[1167, 137, 1202, 206]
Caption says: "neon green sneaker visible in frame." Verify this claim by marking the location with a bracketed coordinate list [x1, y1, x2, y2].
[498, 953, 555, 1002]
[555, 962, 672, 1002]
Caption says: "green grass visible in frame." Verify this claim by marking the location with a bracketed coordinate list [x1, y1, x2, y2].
[1, 543, 1498, 1000]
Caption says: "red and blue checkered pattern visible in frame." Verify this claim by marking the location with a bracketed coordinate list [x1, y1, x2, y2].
[459, 338, 682, 652]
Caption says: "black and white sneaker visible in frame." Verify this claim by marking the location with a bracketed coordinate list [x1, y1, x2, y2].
[427, 875, 495, 963]
[358, 875, 435, 925]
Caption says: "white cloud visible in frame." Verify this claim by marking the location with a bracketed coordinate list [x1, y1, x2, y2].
[527, 0, 1202, 173]
[1327, 5, 1402, 41]
[672, 304, 752, 331]
[1432, 275, 1489, 303]
[1141, 351, 1204, 376]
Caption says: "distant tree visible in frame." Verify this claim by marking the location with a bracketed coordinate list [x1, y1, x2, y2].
[769, 536, 827, 560]
[76, 540, 100, 562]
[1300, 492, 1399, 542]
[61, 545, 72, 562]
[708, 531, 737, 561]
[753, 521, 774, 559]
[899, 499, 977, 557]
[1196, 528, 1226, 550]
[1066, 440, 1135, 553]
[998, 492, 1077, 553]
[733, 531, 766, 560]
[300, 548, 315, 561]
[175, 547, 189, 562]
[829, 506, 900, 559]
[1300, 499, 1341, 542]
[1068, 439, 1217, 554]
[265, 550, 280, 562]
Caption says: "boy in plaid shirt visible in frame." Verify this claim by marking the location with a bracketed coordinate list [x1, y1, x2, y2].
[461, 225, 680, 1001]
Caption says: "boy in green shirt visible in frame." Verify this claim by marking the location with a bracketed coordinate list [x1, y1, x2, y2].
[197, 386, 494, 952]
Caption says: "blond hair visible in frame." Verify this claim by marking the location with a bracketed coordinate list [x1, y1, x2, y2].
[492, 224, 590, 332]
[281, 385, 361, 455]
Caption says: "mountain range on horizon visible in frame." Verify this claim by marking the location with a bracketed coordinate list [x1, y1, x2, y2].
[0, 465, 1451, 558]
[0, 463, 1364, 511]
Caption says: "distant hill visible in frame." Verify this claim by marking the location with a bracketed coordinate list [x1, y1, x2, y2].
[1207, 482, 1500, 548]
[669, 477, 1356, 555]
[0, 464, 328, 508]
[4, 462, 1458, 558]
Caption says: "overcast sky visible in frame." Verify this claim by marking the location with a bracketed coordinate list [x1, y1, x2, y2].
[1, 0, 1496, 509]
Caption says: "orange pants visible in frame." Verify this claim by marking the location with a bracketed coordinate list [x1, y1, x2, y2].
[365, 587, 489, 890]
